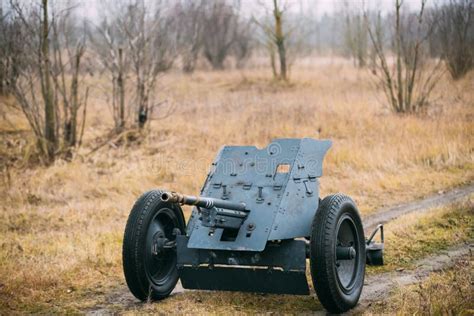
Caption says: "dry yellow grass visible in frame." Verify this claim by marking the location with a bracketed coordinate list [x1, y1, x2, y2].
[368, 199, 473, 274]
[368, 255, 473, 315]
[0, 61, 473, 313]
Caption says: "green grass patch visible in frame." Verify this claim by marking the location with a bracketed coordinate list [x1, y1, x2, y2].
[368, 200, 473, 274]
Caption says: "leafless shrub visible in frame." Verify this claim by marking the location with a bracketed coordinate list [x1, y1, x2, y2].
[119, 1, 176, 128]
[51, 8, 89, 150]
[92, 0, 177, 131]
[343, 10, 368, 68]
[171, 0, 253, 72]
[91, 16, 129, 133]
[0, 4, 24, 95]
[366, 0, 443, 113]
[172, 0, 204, 73]
[8, 0, 88, 162]
[201, 1, 240, 70]
[432, 0, 474, 80]
[254, 0, 298, 80]
[232, 18, 254, 69]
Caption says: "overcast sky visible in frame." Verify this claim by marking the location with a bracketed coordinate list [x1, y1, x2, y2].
[74, 0, 440, 22]
[2, 0, 441, 22]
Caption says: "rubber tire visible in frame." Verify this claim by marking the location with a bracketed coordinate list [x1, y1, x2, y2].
[122, 190, 186, 301]
[310, 194, 366, 313]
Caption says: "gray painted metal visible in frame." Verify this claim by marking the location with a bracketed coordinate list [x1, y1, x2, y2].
[161, 191, 248, 212]
[186, 138, 332, 251]
[176, 235, 306, 270]
[161, 192, 250, 229]
[178, 266, 309, 295]
[366, 224, 384, 266]
[177, 236, 309, 295]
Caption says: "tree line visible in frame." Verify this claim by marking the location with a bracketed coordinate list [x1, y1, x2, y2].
[0, 0, 472, 163]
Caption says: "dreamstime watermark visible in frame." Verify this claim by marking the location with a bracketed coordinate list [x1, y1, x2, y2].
[135, 142, 322, 179]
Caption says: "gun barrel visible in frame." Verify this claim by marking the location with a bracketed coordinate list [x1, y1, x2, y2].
[160, 191, 247, 212]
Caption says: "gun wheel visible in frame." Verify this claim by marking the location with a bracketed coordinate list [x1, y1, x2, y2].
[310, 194, 366, 313]
[123, 190, 186, 301]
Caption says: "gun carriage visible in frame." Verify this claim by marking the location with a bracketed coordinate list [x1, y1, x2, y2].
[122, 138, 384, 313]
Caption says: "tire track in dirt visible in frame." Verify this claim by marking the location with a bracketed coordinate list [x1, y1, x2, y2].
[85, 183, 474, 314]
[363, 183, 474, 232]
[354, 242, 473, 313]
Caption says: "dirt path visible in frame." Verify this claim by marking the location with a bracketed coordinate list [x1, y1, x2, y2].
[363, 183, 474, 231]
[354, 242, 473, 313]
[87, 243, 472, 315]
[85, 183, 474, 315]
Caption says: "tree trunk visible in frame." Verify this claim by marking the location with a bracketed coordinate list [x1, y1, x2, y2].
[0, 4, 3, 95]
[67, 51, 82, 147]
[137, 81, 147, 129]
[395, 0, 404, 112]
[273, 0, 287, 80]
[277, 41, 287, 80]
[117, 48, 125, 130]
[0, 66, 4, 95]
[205, 51, 225, 70]
[269, 45, 277, 79]
[41, 0, 56, 161]
[182, 50, 198, 73]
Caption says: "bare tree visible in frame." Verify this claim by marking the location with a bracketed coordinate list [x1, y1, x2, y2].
[254, 0, 291, 80]
[367, 11, 383, 72]
[343, 11, 368, 68]
[92, 0, 176, 131]
[265, 37, 278, 78]
[41, 0, 55, 160]
[201, 1, 239, 70]
[0, 3, 23, 95]
[433, 0, 473, 79]
[51, 7, 88, 149]
[272, 0, 287, 80]
[9, 0, 88, 162]
[91, 16, 128, 132]
[120, 1, 176, 128]
[173, 0, 204, 73]
[172, 0, 253, 72]
[366, 0, 443, 113]
[0, 3, 5, 94]
[232, 17, 254, 69]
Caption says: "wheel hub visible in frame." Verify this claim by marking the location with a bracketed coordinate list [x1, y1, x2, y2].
[152, 231, 167, 256]
[335, 216, 360, 291]
[144, 208, 181, 286]
[336, 246, 356, 260]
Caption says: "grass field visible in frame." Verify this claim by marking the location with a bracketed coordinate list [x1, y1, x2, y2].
[0, 60, 473, 313]
[368, 254, 473, 314]
[369, 200, 473, 274]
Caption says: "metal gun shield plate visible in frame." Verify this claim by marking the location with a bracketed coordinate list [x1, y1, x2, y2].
[186, 138, 332, 251]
